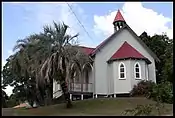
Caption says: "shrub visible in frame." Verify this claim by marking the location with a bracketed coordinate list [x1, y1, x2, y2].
[149, 81, 173, 104]
[130, 80, 156, 97]
[130, 80, 173, 104]
[123, 104, 153, 116]
[123, 102, 165, 116]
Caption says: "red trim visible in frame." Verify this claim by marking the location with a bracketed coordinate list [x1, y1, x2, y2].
[113, 10, 125, 23]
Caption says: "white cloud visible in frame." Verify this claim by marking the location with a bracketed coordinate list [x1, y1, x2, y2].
[20, 2, 91, 46]
[93, 2, 173, 39]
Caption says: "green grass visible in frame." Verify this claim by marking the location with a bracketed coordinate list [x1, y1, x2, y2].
[13, 97, 173, 116]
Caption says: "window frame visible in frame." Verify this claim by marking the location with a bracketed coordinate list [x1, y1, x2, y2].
[118, 62, 126, 80]
[134, 62, 141, 79]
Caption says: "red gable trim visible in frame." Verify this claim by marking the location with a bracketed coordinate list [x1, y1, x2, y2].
[110, 41, 146, 60]
[107, 41, 151, 64]
[113, 10, 125, 23]
[108, 57, 152, 64]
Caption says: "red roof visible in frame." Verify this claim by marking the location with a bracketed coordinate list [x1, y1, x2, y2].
[110, 41, 146, 60]
[113, 10, 125, 23]
[79, 46, 95, 55]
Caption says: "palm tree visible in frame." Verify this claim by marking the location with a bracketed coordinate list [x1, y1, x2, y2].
[36, 22, 91, 108]
[10, 21, 91, 108]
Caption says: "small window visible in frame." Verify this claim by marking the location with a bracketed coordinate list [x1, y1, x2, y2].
[119, 62, 126, 79]
[134, 62, 141, 79]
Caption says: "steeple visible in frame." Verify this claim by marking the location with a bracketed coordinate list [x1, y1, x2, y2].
[113, 10, 126, 32]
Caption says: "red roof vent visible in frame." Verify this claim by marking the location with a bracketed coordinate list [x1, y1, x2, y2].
[110, 41, 147, 60]
[113, 10, 125, 23]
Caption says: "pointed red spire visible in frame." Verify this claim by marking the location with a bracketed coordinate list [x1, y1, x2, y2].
[113, 10, 125, 23]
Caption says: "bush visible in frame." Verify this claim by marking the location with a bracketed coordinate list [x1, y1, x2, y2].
[130, 80, 173, 104]
[149, 81, 173, 104]
[130, 80, 156, 97]
[123, 104, 153, 116]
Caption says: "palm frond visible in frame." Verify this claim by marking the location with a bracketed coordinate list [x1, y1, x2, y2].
[16, 39, 28, 44]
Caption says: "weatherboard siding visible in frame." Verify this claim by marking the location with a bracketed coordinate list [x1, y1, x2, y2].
[94, 28, 156, 95]
[130, 60, 147, 89]
[113, 60, 132, 94]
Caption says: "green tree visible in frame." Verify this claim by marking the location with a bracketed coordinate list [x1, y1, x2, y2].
[2, 51, 38, 107]
[2, 88, 9, 108]
[139, 32, 173, 83]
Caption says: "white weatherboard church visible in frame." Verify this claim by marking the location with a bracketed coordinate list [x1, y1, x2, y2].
[53, 10, 159, 100]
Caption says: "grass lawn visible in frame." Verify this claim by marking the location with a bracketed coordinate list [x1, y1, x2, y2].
[13, 97, 173, 116]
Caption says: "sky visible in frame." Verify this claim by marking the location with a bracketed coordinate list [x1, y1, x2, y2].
[2, 2, 173, 96]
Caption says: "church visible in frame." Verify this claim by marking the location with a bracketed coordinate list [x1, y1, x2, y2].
[53, 10, 159, 100]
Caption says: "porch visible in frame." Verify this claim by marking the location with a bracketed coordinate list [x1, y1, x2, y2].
[68, 62, 94, 100]
[69, 83, 93, 93]
[68, 83, 93, 100]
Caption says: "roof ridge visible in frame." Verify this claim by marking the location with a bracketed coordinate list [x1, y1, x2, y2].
[91, 25, 127, 55]
[108, 41, 151, 64]
[91, 24, 159, 62]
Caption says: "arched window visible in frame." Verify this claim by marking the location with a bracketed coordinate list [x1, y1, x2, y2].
[119, 62, 126, 79]
[134, 62, 141, 79]
[74, 72, 79, 83]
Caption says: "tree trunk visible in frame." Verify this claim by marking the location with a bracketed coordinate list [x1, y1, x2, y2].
[60, 80, 72, 108]
[45, 85, 53, 106]
[60, 56, 72, 108]
[36, 85, 45, 106]
[49, 78, 53, 104]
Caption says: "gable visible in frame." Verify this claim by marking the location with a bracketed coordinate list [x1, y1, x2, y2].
[110, 41, 146, 59]
[108, 41, 151, 64]
[91, 24, 160, 62]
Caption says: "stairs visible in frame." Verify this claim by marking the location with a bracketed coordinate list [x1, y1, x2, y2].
[53, 90, 62, 99]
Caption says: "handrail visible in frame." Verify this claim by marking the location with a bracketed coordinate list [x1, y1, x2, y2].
[69, 83, 93, 92]
[53, 89, 62, 94]
[69, 82, 93, 84]
[53, 83, 93, 93]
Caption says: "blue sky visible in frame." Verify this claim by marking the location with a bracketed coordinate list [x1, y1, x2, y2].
[2, 2, 173, 95]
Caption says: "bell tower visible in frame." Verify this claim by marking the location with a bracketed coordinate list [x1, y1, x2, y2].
[113, 10, 126, 32]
